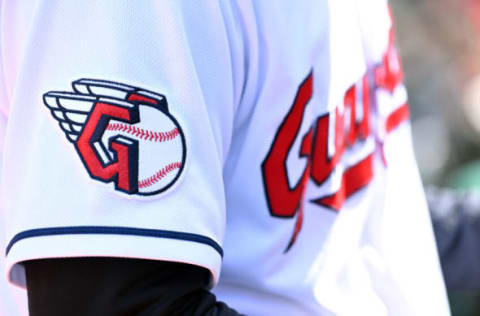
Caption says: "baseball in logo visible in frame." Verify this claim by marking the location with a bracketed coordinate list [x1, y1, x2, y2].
[43, 79, 186, 198]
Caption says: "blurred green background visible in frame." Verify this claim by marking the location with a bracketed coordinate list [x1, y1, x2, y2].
[392, 0, 480, 315]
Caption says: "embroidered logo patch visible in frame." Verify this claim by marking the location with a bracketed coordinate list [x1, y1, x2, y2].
[44, 79, 186, 198]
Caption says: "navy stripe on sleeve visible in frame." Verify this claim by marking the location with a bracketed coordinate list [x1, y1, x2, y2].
[6, 226, 223, 257]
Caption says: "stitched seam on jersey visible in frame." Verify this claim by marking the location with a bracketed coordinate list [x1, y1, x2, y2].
[6, 226, 223, 257]
[105, 124, 179, 142]
[138, 162, 182, 189]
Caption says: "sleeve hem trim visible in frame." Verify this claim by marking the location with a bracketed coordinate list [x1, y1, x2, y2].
[6, 226, 223, 257]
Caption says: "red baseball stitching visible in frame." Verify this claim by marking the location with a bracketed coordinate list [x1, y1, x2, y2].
[106, 123, 179, 143]
[138, 162, 182, 189]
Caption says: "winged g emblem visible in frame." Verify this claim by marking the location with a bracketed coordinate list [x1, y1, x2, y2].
[44, 79, 186, 198]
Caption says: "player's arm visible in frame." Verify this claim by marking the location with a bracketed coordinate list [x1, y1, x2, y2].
[2, 1, 244, 315]
[25, 258, 242, 316]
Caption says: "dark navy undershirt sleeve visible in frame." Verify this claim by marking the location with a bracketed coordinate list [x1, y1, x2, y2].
[25, 257, 242, 316]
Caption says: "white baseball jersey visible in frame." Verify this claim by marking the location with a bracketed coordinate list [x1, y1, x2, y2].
[0, 1, 450, 315]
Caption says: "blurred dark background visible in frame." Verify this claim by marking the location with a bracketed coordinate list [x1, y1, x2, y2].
[392, 0, 480, 314]
[392, 0, 480, 186]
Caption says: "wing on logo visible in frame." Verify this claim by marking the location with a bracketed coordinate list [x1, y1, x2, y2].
[43, 79, 168, 142]
[43, 92, 95, 143]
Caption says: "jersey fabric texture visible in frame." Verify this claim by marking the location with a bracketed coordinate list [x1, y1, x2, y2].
[0, 1, 450, 315]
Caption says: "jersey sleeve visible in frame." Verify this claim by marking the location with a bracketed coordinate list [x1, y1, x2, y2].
[0, 25, 29, 314]
[1, 1, 242, 288]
